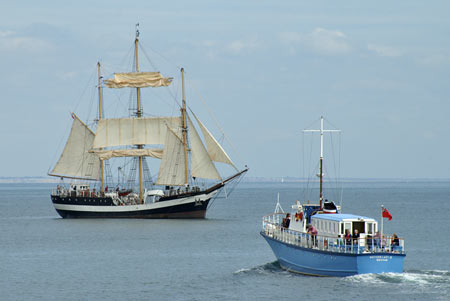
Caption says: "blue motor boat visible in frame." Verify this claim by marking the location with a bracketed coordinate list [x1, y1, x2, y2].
[261, 117, 405, 276]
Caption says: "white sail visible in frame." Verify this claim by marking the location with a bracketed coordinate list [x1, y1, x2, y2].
[104, 72, 173, 88]
[192, 114, 237, 170]
[156, 124, 187, 186]
[49, 114, 101, 180]
[93, 117, 181, 149]
[91, 148, 163, 160]
[188, 116, 221, 180]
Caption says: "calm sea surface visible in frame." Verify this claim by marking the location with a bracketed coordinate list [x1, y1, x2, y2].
[1, 181, 449, 300]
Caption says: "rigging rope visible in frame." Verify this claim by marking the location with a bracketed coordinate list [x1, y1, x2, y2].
[186, 76, 245, 167]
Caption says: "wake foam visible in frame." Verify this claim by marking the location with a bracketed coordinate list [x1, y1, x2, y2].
[346, 269, 450, 286]
[233, 261, 287, 276]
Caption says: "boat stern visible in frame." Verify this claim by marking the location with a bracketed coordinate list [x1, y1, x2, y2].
[357, 253, 405, 274]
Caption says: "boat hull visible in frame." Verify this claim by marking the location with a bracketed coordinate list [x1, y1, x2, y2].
[261, 232, 405, 277]
[51, 191, 215, 219]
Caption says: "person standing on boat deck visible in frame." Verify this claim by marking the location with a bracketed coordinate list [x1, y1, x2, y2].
[345, 229, 352, 244]
[374, 231, 381, 250]
[366, 234, 373, 251]
[307, 224, 318, 247]
[391, 233, 400, 251]
[282, 213, 291, 229]
[391, 233, 399, 246]
[353, 229, 360, 246]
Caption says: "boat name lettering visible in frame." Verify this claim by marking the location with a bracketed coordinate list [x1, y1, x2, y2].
[370, 255, 392, 262]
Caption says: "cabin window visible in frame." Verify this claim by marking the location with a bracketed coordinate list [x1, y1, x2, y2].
[341, 223, 344, 235]
[367, 223, 373, 234]
[344, 222, 351, 233]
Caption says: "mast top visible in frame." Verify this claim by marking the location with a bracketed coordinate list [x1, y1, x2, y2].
[303, 116, 340, 158]
[303, 116, 340, 208]
[135, 23, 140, 40]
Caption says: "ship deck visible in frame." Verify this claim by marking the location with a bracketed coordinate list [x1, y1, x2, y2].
[262, 213, 406, 255]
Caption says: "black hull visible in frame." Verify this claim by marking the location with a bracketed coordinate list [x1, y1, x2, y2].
[51, 188, 215, 219]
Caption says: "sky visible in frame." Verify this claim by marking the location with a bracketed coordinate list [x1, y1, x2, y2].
[1, 1, 450, 179]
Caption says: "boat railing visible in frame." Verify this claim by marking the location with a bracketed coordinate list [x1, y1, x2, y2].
[262, 213, 405, 255]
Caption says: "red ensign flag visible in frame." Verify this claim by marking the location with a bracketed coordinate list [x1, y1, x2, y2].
[382, 207, 392, 220]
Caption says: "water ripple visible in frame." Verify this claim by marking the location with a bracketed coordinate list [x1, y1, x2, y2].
[233, 261, 287, 276]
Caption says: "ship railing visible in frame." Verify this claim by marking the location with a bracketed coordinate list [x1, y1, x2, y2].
[52, 188, 105, 198]
[262, 214, 405, 255]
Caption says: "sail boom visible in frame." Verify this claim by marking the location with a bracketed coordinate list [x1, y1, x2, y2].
[91, 148, 163, 160]
[47, 173, 99, 181]
[104, 72, 173, 88]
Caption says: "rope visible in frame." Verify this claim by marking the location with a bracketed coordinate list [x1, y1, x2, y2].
[139, 40, 183, 71]
[207, 171, 246, 209]
[49, 64, 97, 176]
[185, 76, 246, 167]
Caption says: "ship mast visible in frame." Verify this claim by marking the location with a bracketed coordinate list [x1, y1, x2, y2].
[303, 116, 340, 209]
[135, 25, 144, 202]
[98, 62, 105, 194]
[180, 68, 189, 186]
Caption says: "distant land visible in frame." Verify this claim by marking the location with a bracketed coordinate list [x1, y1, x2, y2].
[0, 176, 449, 184]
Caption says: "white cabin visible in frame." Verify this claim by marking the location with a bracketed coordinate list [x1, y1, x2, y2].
[311, 213, 378, 246]
[70, 183, 89, 192]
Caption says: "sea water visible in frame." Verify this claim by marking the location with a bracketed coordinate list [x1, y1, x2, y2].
[0, 181, 449, 300]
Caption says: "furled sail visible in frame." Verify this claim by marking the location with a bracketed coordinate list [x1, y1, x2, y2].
[192, 114, 237, 170]
[93, 117, 181, 149]
[156, 124, 187, 186]
[91, 149, 163, 160]
[49, 114, 101, 180]
[104, 72, 173, 88]
[188, 116, 221, 180]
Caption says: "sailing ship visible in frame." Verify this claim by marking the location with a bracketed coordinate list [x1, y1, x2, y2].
[49, 28, 247, 218]
[261, 117, 405, 276]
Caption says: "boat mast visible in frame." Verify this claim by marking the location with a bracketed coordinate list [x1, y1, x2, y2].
[98, 62, 105, 194]
[319, 116, 324, 207]
[180, 68, 189, 186]
[303, 116, 340, 209]
[135, 25, 144, 202]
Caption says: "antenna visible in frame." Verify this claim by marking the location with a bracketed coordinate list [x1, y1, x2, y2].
[135, 23, 140, 38]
